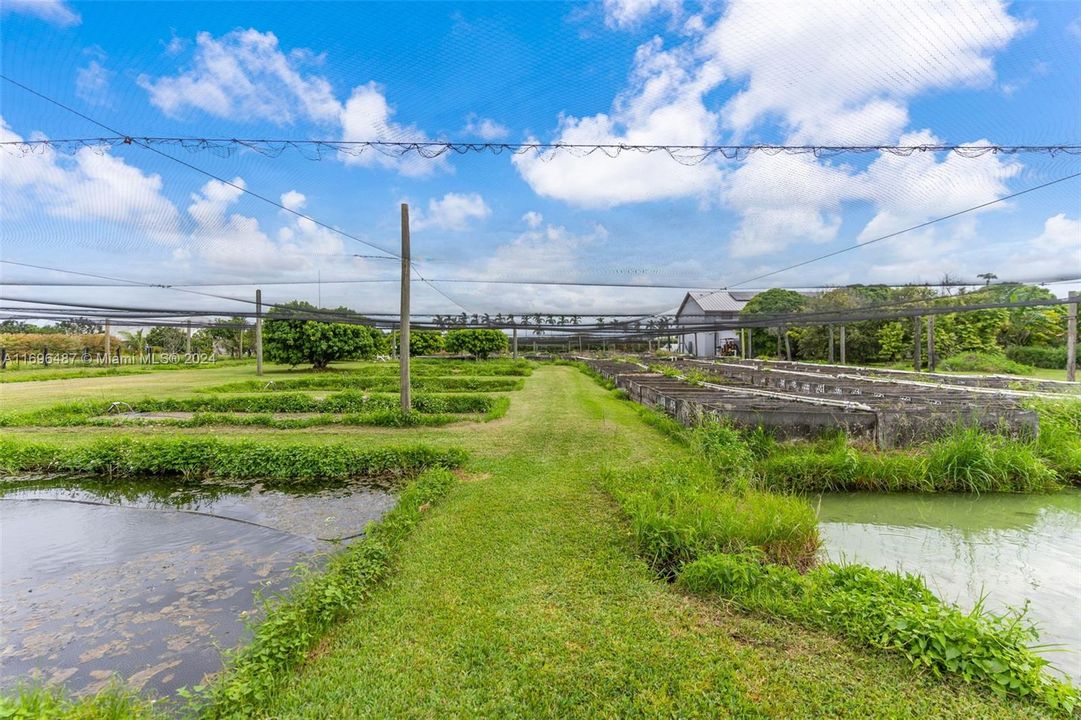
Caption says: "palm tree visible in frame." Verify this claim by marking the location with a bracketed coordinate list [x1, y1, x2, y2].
[119, 328, 148, 362]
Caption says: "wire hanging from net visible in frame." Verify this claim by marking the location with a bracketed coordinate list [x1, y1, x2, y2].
[3, 136, 1081, 164]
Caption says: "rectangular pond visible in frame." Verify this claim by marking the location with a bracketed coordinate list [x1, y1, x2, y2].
[0, 475, 397, 699]
[817, 489, 1081, 683]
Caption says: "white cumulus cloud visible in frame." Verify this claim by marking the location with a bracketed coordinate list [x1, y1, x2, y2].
[703, 0, 1028, 143]
[412, 193, 491, 231]
[463, 114, 510, 140]
[1, 0, 79, 26]
[138, 29, 341, 124]
[513, 37, 723, 206]
[0, 117, 180, 242]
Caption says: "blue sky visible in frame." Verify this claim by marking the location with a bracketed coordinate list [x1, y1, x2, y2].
[1, 0, 1079, 318]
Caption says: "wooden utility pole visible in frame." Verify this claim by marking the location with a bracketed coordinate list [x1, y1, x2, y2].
[828, 324, 835, 362]
[783, 328, 792, 361]
[839, 325, 846, 365]
[400, 203, 412, 412]
[185, 319, 192, 356]
[913, 315, 921, 372]
[747, 329, 753, 358]
[103, 319, 111, 364]
[255, 289, 263, 376]
[1068, 291, 1077, 382]
[512, 327, 518, 359]
[927, 316, 936, 372]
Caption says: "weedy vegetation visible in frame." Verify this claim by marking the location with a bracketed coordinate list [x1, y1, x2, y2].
[0, 436, 466, 484]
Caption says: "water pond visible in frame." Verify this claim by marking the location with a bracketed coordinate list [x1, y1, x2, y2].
[0, 475, 396, 698]
[817, 489, 1081, 682]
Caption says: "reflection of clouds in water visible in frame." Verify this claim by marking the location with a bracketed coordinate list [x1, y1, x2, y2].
[817, 492, 1081, 682]
[0, 479, 397, 697]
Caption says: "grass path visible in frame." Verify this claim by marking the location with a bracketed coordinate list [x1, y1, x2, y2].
[257, 367, 1049, 719]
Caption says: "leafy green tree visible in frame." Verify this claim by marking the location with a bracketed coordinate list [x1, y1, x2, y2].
[263, 301, 376, 369]
[408, 330, 445, 356]
[444, 329, 507, 359]
[190, 328, 216, 355]
[56, 317, 103, 334]
[986, 284, 1064, 347]
[740, 288, 806, 358]
[207, 317, 252, 358]
[876, 321, 907, 361]
[147, 326, 188, 353]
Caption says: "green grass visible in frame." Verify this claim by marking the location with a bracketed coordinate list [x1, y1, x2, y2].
[242, 368, 1056, 718]
[0, 684, 158, 720]
[0, 435, 466, 485]
[194, 468, 459, 718]
[758, 428, 1062, 493]
[202, 375, 525, 393]
[0, 365, 1068, 718]
[1030, 399, 1081, 483]
[680, 553, 1079, 713]
[0, 392, 501, 427]
[938, 352, 1035, 375]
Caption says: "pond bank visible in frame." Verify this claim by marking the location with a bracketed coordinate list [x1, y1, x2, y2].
[818, 489, 1081, 683]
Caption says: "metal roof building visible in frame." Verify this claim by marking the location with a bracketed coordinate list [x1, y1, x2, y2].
[674, 290, 757, 358]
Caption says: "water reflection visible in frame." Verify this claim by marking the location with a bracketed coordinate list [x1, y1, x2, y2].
[0, 475, 397, 698]
[817, 490, 1081, 682]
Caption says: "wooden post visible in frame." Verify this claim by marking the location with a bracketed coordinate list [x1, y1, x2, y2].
[400, 203, 411, 412]
[104, 319, 111, 364]
[512, 326, 518, 359]
[839, 325, 846, 364]
[255, 289, 264, 376]
[1068, 292, 1077, 382]
[185, 319, 192, 357]
[747, 329, 753, 358]
[927, 316, 936, 372]
[828, 324, 835, 362]
[913, 315, 921, 372]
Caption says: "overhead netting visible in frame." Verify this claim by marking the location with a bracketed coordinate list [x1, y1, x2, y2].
[2, 0, 1079, 337]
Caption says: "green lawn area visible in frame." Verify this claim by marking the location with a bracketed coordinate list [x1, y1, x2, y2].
[244, 366, 1051, 719]
[1, 364, 1062, 717]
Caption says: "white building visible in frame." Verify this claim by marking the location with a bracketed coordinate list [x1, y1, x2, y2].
[674, 290, 758, 358]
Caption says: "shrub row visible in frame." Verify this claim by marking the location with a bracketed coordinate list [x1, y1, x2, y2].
[203, 375, 524, 394]
[1006, 345, 1080, 369]
[0, 436, 467, 483]
[937, 352, 1034, 375]
[86, 397, 511, 430]
[89, 410, 464, 430]
[192, 468, 458, 718]
[0, 392, 498, 427]
[343, 358, 533, 376]
[680, 552, 1079, 714]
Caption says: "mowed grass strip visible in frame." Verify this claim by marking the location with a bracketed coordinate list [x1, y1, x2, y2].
[255, 367, 1050, 719]
[202, 375, 524, 393]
